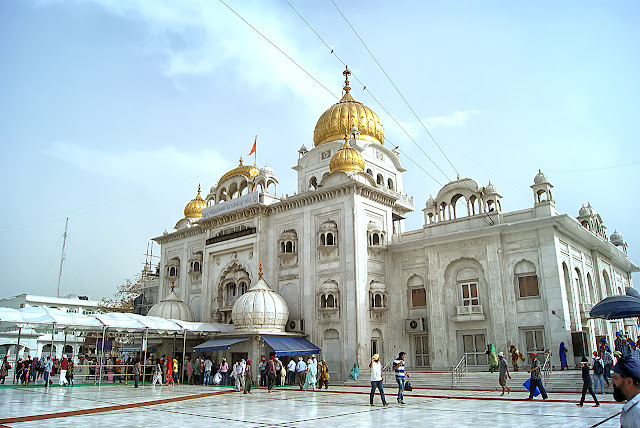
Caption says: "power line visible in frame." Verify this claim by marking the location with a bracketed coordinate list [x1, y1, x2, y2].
[330, 0, 459, 179]
[284, 0, 444, 186]
[218, 0, 338, 101]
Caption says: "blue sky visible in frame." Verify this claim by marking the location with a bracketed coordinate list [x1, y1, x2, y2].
[0, 0, 638, 300]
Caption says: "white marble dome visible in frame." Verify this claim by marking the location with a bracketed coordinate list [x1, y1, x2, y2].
[425, 195, 436, 209]
[533, 169, 549, 185]
[147, 288, 195, 322]
[610, 230, 624, 246]
[232, 274, 289, 333]
[259, 164, 275, 177]
[484, 181, 498, 195]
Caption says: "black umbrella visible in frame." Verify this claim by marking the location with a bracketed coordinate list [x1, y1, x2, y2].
[590, 288, 640, 320]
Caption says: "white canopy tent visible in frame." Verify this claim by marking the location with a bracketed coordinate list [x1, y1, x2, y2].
[0, 306, 234, 386]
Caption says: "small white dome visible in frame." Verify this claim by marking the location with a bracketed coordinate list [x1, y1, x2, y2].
[319, 280, 339, 294]
[367, 221, 381, 231]
[484, 181, 498, 195]
[610, 230, 624, 246]
[534, 169, 549, 185]
[259, 164, 275, 177]
[369, 280, 386, 292]
[578, 203, 595, 217]
[426, 195, 436, 209]
[147, 289, 195, 322]
[232, 275, 289, 333]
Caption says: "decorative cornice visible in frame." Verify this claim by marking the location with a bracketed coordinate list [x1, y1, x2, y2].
[152, 226, 205, 244]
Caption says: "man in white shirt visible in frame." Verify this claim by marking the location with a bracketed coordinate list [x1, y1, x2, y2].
[287, 358, 296, 385]
[369, 354, 389, 406]
[203, 357, 213, 385]
[612, 356, 640, 428]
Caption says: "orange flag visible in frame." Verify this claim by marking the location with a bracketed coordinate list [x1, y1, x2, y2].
[248, 135, 257, 166]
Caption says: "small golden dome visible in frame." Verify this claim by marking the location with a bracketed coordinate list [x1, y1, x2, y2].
[313, 66, 384, 147]
[218, 156, 260, 184]
[184, 184, 208, 219]
[329, 140, 365, 173]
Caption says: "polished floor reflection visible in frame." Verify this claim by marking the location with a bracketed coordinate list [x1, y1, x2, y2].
[0, 383, 623, 427]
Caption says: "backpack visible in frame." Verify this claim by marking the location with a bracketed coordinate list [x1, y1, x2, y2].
[594, 359, 603, 375]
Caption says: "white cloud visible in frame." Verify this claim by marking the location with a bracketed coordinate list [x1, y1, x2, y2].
[79, 0, 337, 108]
[424, 110, 478, 129]
[44, 142, 231, 186]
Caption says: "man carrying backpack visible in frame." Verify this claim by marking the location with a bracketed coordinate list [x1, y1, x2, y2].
[591, 351, 605, 394]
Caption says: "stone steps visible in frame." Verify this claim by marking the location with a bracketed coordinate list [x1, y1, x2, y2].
[346, 368, 607, 393]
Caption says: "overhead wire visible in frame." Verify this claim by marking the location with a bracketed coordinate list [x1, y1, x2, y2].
[330, 0, 459, 179]
[285, 0, 493, 223]
[285, 0, 445, 185]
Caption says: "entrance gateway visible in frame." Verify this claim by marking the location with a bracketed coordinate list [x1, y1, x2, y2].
[462, 333, 487, 366]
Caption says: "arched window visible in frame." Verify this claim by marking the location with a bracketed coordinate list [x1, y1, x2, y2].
[169, 266, 176, 277]
[366, 168, 373, 176]
[408, 275, 426, 308]
[326, 233, 334, 246]
[320, 234, 326, 245]
[376, 174, 383, 185]
[387, 178, 394, 190]
[514, 260, 539, 298]
[326, 294, 335, 308]
[285, 241, 293, 253]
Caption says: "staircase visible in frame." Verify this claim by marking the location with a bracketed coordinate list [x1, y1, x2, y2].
[347, 367, 595, 393]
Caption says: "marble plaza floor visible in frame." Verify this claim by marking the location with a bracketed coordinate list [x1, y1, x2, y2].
[0, 382, 625, 427]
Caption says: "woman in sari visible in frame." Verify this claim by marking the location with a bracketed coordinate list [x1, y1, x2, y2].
[165, 356, 174, 386]
[186, 357, 193, 384]
[487, 343, 498, 372]
[349, 363, 359, 380]
[302, 358, 317, 391]
[559, 342, 569, 370]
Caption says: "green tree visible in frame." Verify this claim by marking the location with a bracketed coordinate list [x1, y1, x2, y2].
[98, 279, 141, 313]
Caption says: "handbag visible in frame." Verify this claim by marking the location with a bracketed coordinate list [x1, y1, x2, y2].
[404, 380, 413, 392]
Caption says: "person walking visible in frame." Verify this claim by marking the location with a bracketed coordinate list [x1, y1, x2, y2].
[525, 352, 548, 400]
[369, 354, 389, 407]
[302, 358, 317, 391]
[497, 352, 512, 395]
[577, 357, 600, 407]
[165, 356, 174, 386]
[0, 356, 10, 384]
[287, 358, 296, 385]
[279, 360, 287, 386]
[267, 356, 277, 393]
[259, 357, 267, 387]
[602, 347, 613, 387]
[591, 351, 605, 394]
[274, 358, 283, 386]
[392, 352, 408, 404]
[486, 344, 498, 373]
[318, 360, 329, 389]
[295, 357, 307, 390]
[611, 356, 640, 427]
[243, 360, 253, 394]
[43, 356, 53, 386]
[559, 342, 569, 371]
[203, 356, 212, 386]
[173, 359, 180, 385]
[219, 358, 228, 386]
[133, 357, 141, 388]
[152, 359, 162, 386]
[59, 355, 69, 386]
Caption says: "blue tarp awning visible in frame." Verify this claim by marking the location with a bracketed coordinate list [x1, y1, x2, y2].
[263, 336, 321, 357]
[193, 337, 249, 352]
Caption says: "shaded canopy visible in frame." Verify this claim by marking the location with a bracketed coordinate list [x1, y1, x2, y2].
[590, 288, 640, 320]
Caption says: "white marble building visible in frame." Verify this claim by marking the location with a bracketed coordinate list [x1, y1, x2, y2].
[147, 67, 638, 379]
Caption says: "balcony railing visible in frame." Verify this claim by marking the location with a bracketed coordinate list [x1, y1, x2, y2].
[456, 305, 484, 316]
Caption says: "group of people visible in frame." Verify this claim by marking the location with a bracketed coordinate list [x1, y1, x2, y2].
[368, 352, 409, 406]
[1, 354, 72, 387]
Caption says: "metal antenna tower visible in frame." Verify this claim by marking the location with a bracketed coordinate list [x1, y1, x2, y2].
[56, 218, 69, 298]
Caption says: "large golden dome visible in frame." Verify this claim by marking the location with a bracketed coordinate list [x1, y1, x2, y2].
[313, 66, 384, 147]
[329, 140, 365, 173]
[184, 184, 208, 219]
[218, 156, 260, 183]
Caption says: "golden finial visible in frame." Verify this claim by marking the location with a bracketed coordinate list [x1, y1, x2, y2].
[197, 183, 201, 195]
[239, 156, 243, 165]
[343, 65, 351, 94]
[258, 261, 263, 279]
[170, 279, 175, 292]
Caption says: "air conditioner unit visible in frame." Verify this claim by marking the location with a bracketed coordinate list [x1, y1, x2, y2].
[405, 318, 426, 332]
[286, 319, 305, 333]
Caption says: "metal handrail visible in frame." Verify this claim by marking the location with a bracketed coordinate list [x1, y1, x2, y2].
[540, 353, 552, 386]
[382, 358, 395, 375]
[451, 353, 469, 389]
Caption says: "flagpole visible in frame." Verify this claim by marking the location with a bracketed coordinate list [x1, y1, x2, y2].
[254, 135, 257, 166]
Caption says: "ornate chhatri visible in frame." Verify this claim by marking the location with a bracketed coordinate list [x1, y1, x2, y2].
[313, 66, 385, 147]
[218, 156, 260, 184]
